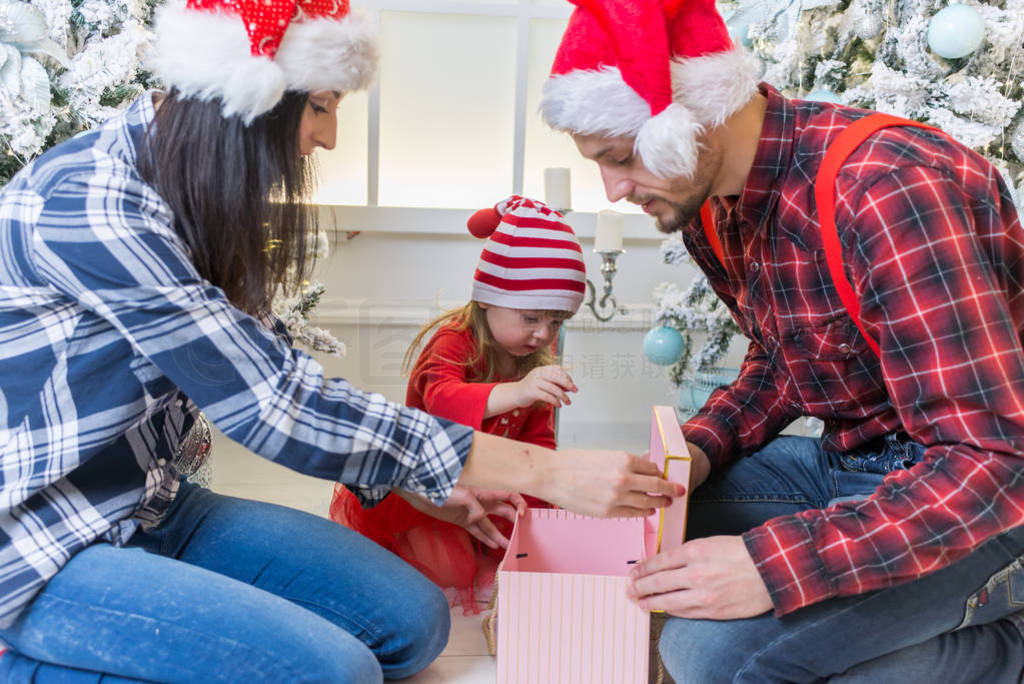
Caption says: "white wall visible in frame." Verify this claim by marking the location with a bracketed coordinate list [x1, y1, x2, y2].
[304, 207, 746, 453]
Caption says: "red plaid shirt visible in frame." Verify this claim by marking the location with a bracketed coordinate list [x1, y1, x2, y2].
[681, 84, 1024, 616]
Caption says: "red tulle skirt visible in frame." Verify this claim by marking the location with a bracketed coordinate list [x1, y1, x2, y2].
[329, 485, 549, 614]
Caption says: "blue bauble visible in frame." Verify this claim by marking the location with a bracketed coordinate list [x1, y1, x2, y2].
[927, 3, 985, 59]
[806, 88, 842, 104]
[643, 326, 684, 366]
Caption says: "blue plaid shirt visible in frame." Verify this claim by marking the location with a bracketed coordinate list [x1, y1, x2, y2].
[0, 93, 474, 627]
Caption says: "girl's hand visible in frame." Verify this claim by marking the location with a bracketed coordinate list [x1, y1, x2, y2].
[395, 486, 528, 549]
[514, 365, 578, 408]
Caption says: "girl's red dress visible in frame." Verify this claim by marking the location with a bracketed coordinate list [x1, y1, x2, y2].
[329, 323, 556, 613]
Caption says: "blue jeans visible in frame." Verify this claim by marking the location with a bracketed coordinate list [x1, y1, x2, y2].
[660, 435, 1024, 683]
[0, 482, 450, 682]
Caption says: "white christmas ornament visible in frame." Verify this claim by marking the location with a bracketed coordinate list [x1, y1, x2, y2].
[852, 10, 882, 40]
[927, 3, 985, 59]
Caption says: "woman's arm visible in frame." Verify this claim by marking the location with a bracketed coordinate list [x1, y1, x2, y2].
[454, 431, 685, 518]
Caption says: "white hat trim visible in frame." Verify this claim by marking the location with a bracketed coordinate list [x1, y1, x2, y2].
[151, 2, 377, 124]
[540, 48, 760, 178]
[636, 103, 704, 179]
[540, 65, 653, 139]
[671, 48, 761, 128]
[472, 283, 584, 314]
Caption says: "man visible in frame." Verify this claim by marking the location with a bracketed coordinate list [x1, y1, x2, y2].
[542, 0, 1024, 680]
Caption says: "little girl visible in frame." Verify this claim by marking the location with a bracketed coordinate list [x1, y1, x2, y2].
[330, 195, 586, 611]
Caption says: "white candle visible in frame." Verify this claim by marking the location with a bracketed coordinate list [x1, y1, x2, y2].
[543, 167, 571, 212]
[594, 209, 624, 253]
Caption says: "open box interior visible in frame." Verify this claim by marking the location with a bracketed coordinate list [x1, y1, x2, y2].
[501, 509, 659, 577]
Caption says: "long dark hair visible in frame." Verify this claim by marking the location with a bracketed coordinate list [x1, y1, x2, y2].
[137, 89, 318, 317]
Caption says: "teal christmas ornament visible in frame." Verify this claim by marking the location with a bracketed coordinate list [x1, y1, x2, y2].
[726, 14, 753, 48]
[927, 3, 985, 59]
[643, 326, 685, 366]
[806, 89, 842, 104]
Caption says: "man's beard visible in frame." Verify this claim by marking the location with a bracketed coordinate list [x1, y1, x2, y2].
[632, 194, 705, 235]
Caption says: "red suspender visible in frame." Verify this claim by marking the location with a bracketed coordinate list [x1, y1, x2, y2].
[700, 200, 726, 266]
[700, 112, 941, 358]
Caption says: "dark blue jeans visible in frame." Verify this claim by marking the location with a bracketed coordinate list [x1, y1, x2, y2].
[0, 482, 449, 682]
[660, 434, 1024, 683]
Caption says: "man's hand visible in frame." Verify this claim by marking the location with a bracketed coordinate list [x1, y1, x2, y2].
[626, 535, 773, 619]
[395, 486, 527, 549]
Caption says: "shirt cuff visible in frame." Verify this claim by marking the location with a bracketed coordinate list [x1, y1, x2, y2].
[395, 412, 475, 506]
[682, 411, 737, 470]
[742, 514, 836, 616]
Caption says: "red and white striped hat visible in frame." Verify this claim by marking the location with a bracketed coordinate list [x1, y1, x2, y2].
[540, 0, 760, 179]
[467, 196, 586, 314]
[152, 0, 377, 124]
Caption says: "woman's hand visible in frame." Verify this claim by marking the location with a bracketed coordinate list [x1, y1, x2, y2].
[535, 448, 686, 518]
[513, 365, 578, 408]
[456, 433, 684, 519]
[395, 486, 527, 549]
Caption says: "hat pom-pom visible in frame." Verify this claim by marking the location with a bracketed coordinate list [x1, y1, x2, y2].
[636, 103, 704, 179]
[467, 207, 502, 238]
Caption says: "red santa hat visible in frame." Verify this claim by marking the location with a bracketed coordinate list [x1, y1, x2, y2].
[540, 0, 760, 179]
[467, 196, 587, 314]
[151, 0, 377, 124]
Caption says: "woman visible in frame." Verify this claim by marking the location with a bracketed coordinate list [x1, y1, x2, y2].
[0, 0, 679, 680]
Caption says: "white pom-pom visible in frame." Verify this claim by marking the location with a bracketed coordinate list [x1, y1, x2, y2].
[220, 59, 287, 123]
[635, 103, 704, 179]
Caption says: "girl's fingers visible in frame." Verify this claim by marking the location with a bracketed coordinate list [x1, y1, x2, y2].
[509, 492, 528, 514]
[485, 501, 519, 523]
[539, 380, 571, 406]
[466, 524, 500, 549]
[477, 515, 510, 548]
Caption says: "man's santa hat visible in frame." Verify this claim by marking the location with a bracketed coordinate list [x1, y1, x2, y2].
[540, 0, 760, 179]
[151, 0, 377, 124]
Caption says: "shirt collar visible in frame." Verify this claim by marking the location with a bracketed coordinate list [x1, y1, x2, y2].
[121, 90, 159, 162]
[733, 82, 795, 230]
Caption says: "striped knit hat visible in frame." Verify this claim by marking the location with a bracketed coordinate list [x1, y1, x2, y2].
[467, 196, 586, 313]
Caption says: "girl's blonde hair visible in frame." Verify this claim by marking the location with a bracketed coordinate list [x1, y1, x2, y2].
[402, 301, 569, 382]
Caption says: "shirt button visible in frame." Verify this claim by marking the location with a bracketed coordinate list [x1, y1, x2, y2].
[838, 343, 851, 354]
[750, 261, 760, 272]
[157, 458, 167, 467]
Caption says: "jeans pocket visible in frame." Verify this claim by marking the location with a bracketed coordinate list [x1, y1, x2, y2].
[958, 556, 1024, 630]
[829, 468, 884, 506]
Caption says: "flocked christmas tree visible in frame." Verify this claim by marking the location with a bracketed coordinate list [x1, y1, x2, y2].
[0, 0, 157, 185]
[652, 0, 1024, 392]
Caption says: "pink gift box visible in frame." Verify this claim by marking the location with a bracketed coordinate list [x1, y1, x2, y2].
[495, 406, 692, 684]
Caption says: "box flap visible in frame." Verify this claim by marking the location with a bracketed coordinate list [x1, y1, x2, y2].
[645, 406, 692, 558]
